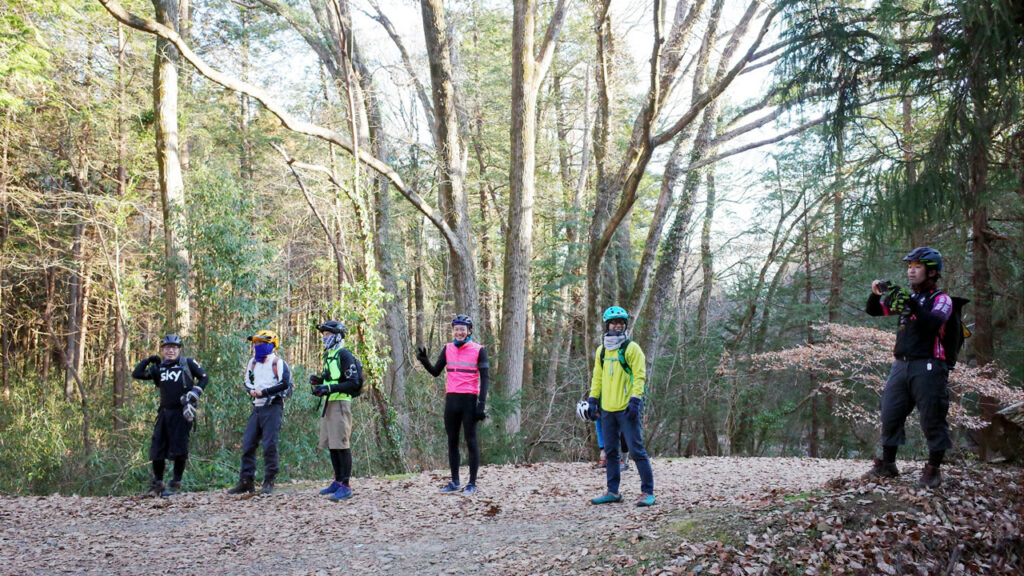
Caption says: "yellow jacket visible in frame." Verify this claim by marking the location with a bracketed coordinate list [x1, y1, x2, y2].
[590, 341, 646, 412]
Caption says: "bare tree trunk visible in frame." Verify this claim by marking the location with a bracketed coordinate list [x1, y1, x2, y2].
[497, 0, 567, 434]
[414, 218, 425, 346]
[503, 0, 535, 433]
[44, 314, 92, 458]
[152, 0, 190, 334]
[584, 0, 616, 347]
[467, 4, 495, 342]
[626, 134, 689, 319]
[239, 8, 253, 182]
[113, 22, 130, 429]
[0, 110, 9, 401]
[899, 21, 921, 248]
[585, 0, 770, 345]
[420, 0, 479, 321]
[352, 19, 412, 446]
[41, 267, 56, 384]
[544, 67, 592, 399]
[65, 220, 86, 400]
[969, 152, 994, 366]
[696, 171, 716, 337]
[825, 132, 845, 448]
[802, 188, 819, 457]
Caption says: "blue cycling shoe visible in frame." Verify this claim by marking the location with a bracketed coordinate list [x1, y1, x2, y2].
[438, 481, 461, 494]
[319, 481, 342, 495]
[330, 484, 353, 501]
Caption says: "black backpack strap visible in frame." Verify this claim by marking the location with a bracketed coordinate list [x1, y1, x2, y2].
[178, 356, 194, 390]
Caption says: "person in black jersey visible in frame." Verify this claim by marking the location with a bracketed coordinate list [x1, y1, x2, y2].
[416, 315, 489, 495]
[131, 334, 208, 497]
[864, 247, 954, 489]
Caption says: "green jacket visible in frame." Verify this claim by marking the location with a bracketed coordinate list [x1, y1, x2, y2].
[323, 347, 353, 402]
[589, 341, 646, 412]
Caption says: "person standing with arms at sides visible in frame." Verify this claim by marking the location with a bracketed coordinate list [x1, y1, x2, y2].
[132, 334, 208, 497]
[587, 306, 655, 507]
[864, 247, 953, 489]
[310, 320, 362, 501]
[416, 315, 489, 495]
[227, 330, 292, 495]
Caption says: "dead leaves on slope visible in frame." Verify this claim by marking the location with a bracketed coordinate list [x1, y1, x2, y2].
[657, 465, 1023, 576]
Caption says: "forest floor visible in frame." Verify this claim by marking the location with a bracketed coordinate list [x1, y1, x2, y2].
[1, 457, 1020, 575]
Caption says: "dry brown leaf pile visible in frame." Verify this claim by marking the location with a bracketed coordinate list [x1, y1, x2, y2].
[0, 457, 1018, 575]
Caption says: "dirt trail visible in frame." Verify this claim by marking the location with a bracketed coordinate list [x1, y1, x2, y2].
[1, 458, 866, 575]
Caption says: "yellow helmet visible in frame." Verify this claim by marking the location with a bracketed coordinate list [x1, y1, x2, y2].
[247, 329, 279, 348]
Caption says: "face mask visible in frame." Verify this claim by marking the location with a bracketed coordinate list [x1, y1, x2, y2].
[603, 331, 626, 351]
[321, 330, 342, 348]
[254, 342, 274, 359]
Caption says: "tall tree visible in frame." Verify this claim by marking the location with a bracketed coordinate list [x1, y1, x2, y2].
[152, 0, 190, 334]
[584, 0, 774, 344]
[499, 0, 567, 434]
[419, 0, 479, 322]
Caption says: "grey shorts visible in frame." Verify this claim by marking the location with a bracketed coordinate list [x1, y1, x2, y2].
[319, 400, 353, 450]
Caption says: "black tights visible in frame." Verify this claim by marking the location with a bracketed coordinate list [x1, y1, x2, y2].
[444, 393, 480, 486]
[152, 457, 187, 482]
[329, 449, 352, 485]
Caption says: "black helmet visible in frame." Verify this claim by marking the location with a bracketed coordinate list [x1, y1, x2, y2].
[161, 334, 183, 348]
[317, 320, 346, 337]
[452, 314, 473, 329]
[903, 247, 943, 273]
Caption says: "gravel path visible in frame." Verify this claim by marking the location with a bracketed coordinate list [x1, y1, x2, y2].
[0, 457, 867, 575]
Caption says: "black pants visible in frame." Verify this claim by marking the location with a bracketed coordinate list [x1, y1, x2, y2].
[880, 359, 952, 452]
[444, 393, 480, 485]
[150, 406, 192, 461]
[239, 402, 283, 480]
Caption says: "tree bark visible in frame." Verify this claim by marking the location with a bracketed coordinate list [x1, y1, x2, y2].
[695, 170, 716, 337]
[65, 219, 86, 400]
[544, 66, 592, 401]
[152, 0, 190, 335]
[500, 0, 566, 434]
[113, 22, 130, 429]
[420, 0, 479, 321]
[802, 187, 819, 458]
[586, 0, 771, 344]
[0, 111, 8, 401]
[626, 133, 688, 319]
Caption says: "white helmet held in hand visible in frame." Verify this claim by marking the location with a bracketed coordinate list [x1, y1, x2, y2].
[575, 399, 590, 422]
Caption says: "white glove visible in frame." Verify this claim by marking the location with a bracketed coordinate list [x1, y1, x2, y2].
[184, 387, 202, 404]
[182, 403, 197, 423]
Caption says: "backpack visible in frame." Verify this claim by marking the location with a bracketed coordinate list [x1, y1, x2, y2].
[345, 352, 365, 398]
[325, 348, 364, 398]
[940, 294, 971, 369]
[247, 356, 294, 401]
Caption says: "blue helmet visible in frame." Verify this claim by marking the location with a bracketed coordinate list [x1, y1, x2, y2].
[161, 334, 183, 348]
[602, 306, 629, 325]
[903, 247, 943, 273]
[452, 314, 473, 329]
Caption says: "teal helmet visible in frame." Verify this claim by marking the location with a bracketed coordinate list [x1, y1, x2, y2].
[602, 306, 629, 327]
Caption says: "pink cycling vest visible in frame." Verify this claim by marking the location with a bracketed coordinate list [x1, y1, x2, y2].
[444, 341, 483, 394]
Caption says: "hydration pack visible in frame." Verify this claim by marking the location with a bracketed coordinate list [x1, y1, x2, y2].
[939, 293, 971, 369]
